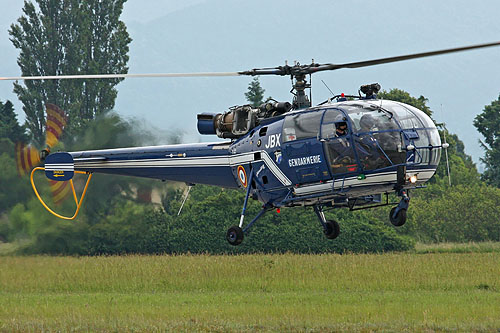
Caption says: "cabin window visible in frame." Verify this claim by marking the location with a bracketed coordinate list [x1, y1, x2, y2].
[320, 109, 345, 140]
[391, 104, 424, 129]
[282, 110, 323, 142]
[404, 104, 436, 129]
[406, 128, 441, 166]
[428, 128, 442, 166]
[409, 129, 431, 164]
[324, 138, 358, 174]
[354, 132, 405, 170]
[321, 108, 358, 174]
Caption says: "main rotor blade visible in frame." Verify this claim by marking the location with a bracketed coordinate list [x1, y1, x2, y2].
[0, 71, 242, 81]
[318, 41, 500, 72]
[2, 41, 499, 80]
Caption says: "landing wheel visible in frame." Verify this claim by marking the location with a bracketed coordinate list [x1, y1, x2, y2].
[226, 226, 244, 246]
[324, 220, 340, 240]
[389, 207, 407, 227]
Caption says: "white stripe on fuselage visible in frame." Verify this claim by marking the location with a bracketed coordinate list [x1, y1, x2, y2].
[74, 150, 293, 186]
[73, 150, 434, 191]
[293, 169, 435, 196]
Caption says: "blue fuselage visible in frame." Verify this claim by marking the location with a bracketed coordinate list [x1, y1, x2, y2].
[69, 100, 441, 208]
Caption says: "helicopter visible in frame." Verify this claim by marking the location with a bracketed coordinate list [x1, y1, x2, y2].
[4, 41, 500, 246]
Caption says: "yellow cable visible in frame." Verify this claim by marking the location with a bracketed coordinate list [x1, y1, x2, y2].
[30, 167, 92, 220]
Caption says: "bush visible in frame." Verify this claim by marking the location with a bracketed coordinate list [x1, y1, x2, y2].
[20, 221, 89, 255]
[399, 183, 500, 243]
[86, 201, 151, 255]
[11, 184, 413, 255]
[142, 185, 414, 254]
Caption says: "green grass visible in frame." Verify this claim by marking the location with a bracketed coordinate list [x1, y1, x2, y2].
[415, 241, 500, 254]
[0, 241, 18, 256]
[0, 253, 499, 331]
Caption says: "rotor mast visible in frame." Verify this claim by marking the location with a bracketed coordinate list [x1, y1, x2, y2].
[239, 61, 319, 109]
[291, 73, 311, 109]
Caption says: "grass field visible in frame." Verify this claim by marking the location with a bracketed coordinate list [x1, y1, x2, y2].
[414, 241, 500, 254]
[0, 253, 499, 332]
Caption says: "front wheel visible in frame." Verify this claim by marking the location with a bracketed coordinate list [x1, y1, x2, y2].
[389, 207, 407, 227]
[324, 220, 340, 240]
[226, 226, 244, 246]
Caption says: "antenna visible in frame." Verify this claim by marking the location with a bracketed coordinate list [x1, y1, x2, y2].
[309, 59, 314, 105]
[440, 104, 452, 186]
[177, 184, 193, 216]
[309, 73, 313, 106]
[321, 80, 335, 96]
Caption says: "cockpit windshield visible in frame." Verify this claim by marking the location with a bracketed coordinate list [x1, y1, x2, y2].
[379, 101, 441, 166]
[402, 104, 436, 128]
[340, 104, 405, 171]
[345, 104, 399, 133]
[320, 100, 441, 175]
[357, 101, 440, 168]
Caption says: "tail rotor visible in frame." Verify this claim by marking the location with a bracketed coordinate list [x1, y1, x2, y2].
[45, 103, 67, 149]
[15, 142, 41, 176]
[15, 104, 71, 204]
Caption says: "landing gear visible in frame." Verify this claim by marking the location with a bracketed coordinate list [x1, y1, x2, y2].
[226, 226, 244, 245]
[389, 207, 406, 226]
[226, 205, 271, 246]
[324, 220, 340, 239]
[314, 205, 340, 240]
[389, 189, 409, 227]
[226, 169, 274, 246]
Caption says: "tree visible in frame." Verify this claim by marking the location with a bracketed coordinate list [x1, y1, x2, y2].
[473, 94, 500, 186]
[245, 77, 266, 107]
[431, 131, 480, 186]
[0, 100, 27, 144]
[0, 148, 32, 216]
[9, 0, 131, 145]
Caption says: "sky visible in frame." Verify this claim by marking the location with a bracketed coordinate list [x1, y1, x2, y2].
[1, 0, 500, 167]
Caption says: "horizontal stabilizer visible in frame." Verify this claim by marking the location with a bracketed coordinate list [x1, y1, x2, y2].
[44, 152, 74, 181]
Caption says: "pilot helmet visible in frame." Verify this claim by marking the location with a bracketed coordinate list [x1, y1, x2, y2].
[359, 114, 375, 131]
[336, 121, 348, 132]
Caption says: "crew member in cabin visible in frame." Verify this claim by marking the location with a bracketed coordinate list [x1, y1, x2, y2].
[326, 121, 355, 173]
[335, 121, 348, 137]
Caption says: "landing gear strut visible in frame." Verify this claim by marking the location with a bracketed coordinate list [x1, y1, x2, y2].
[390, 189, 409, 227]
[226, 169, 273, 246]
[226, 205, 271, 246]
[314, 205, 340, 240]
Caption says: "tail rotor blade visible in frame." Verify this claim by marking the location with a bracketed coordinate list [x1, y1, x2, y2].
[15, 142, 41, 176]
[45, 104, 67, 148]
[49, 180, 72, 205]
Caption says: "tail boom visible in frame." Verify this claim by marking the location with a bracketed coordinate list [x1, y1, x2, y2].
[69, 142, 239, 188]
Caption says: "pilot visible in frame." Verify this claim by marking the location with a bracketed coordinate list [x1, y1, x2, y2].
[359, 114, 375, 132]
[335, 121, 348, 137]
[373, 116, 403, 164]
[328, 121, 354, 169]
[356, 114, 387, 169]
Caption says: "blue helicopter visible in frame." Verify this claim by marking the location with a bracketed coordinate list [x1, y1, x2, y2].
[5, 41, 500, 245]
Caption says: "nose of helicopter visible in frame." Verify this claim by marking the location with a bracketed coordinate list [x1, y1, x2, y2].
[320, 100, 443, 188]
